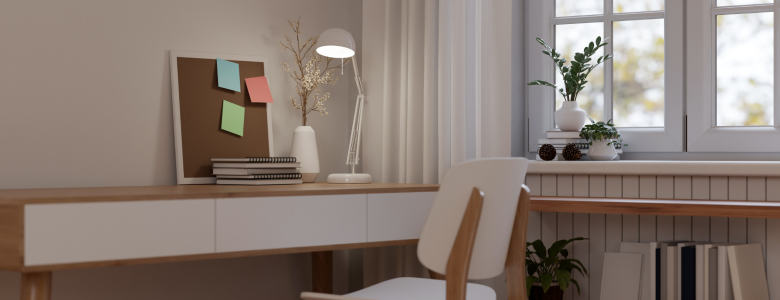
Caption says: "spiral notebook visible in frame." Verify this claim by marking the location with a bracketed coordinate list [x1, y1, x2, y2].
[212, 157, 297, 163]
[216, 173, 303, 180]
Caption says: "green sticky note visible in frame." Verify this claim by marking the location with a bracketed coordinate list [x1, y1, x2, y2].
[221, 100, 245, 136]
[216, 58, 241, 92]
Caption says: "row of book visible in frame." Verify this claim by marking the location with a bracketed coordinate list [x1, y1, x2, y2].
[212, 157, 302, 185]
[603, 241, 768, 300]
[537, 130, 622, 161]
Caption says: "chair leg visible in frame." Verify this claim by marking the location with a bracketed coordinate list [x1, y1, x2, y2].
[21, 272, 52, 300]
[505, 186, 531, 300]
[312, 251, 333, 294]
[429, 270, 445, 280]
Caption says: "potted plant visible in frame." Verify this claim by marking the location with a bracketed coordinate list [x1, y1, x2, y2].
[579, 118, 627, 161]
[525, 238, 589, 300]
[527, 36, 613, 131]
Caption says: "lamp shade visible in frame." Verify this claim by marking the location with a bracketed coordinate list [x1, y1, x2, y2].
[316, 28, 355, 58]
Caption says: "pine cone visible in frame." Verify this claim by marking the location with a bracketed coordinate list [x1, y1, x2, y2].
[562, 143, 582, 161]
[539, 144, 557, 161]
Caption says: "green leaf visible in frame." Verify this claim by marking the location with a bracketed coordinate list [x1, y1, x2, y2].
[540, 273, 554, 293]
[527, 263, 539, 277]
[526, 276, 539, 298]
[555, 269, 571, 292]
[536, 37, 546, 46]
[531, 240, 547, 259]
[571, 279, 582, 295]
[596, 36, 602, 45]
[560, 259, 589, 276]
[560, 249, 569, 258]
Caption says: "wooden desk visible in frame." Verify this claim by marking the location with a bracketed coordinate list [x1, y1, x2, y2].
[0, 183, 439, 300]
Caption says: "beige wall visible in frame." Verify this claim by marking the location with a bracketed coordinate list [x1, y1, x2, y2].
[0, 0, 360, 298]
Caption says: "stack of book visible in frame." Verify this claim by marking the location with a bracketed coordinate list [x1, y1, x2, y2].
[607, 241, 770, 300]
[212, 157, 302, 185]
[537, 130, 622, 161]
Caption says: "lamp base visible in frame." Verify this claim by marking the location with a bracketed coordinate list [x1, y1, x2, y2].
[327, 173, 373, 184]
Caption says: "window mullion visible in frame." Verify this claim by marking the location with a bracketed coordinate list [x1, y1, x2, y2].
[604, 0, 614, 122]
[775, 2, 779, 128]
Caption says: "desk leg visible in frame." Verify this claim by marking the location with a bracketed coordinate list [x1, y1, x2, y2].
[312, 251, 333, 294]
[21, 272, 52, 300]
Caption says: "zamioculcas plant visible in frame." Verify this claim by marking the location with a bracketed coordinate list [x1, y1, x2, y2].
[525, 238, 589, 297]
[528, 36, 613, 102]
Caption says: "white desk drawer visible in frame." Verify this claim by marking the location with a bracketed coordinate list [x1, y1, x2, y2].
[216, 194, 367, 252]
[367, 192, 437, 242]
[25, 199, 216, 266]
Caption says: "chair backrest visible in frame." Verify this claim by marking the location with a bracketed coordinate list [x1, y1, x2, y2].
[417, 158, 529, 280]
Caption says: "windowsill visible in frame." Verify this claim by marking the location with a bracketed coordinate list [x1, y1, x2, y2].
[528, 160, 780, 176]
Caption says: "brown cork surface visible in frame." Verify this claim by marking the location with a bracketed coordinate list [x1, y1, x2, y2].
[176, 57, 270, 179]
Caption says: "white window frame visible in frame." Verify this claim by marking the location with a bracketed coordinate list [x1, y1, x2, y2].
[687, 0, 780, 152]
[526, 0, 684, 153]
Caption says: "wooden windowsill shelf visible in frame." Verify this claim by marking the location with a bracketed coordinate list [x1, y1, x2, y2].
[531, 196, 780, 219]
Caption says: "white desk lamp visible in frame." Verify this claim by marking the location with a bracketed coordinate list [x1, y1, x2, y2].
[317, 28, 372, 184]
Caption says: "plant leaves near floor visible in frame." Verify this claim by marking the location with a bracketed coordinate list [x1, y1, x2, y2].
[527, 36, 614, 103]
[525, 238, 590, 297]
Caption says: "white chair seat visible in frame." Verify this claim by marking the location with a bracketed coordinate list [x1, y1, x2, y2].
[343, 277, 495, 300]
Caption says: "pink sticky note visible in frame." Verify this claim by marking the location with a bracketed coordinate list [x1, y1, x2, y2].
[245, 76, 274, 103]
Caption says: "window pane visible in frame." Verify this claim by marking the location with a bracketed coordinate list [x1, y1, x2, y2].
[614, 0, 664, 13]
[555, 23, 605, 122]
[556, 0, 603, 17]
[716, 13, 774, 126]
[717, 0, 773, 7]
[613, 19, 665, 127]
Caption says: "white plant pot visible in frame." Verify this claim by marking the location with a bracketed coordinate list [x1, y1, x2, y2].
[555, 101, 588, 131]
[290, 126, 320, 182]
[589, 139, 618, 161]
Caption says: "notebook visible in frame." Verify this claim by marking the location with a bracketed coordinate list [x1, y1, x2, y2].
[212, 157, 298, 163]
[216, 173, 302, 180]
[213, 162, 301, 169]
[216, 179, 303, 185]
[212, 168, 299, 175]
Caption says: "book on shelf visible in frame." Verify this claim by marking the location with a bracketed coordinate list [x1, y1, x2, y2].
[717, 245, 735, 300]
[727, 244, 770, 300]
[216, 173, 303, 180]
[212, 168, 299, 175]
[216, 179, 303, 185]
[620, 242, 658, 300]
[538, 138, 586, 144]
[211, 157, 298, 163]
[601, 252, 644, 300]
[213, 162, 301, 169]
[546, 130, 582, 139]
[678, 242, 709, 300]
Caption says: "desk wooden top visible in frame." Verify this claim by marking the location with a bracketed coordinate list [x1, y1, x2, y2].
[0, 183, 440, 205]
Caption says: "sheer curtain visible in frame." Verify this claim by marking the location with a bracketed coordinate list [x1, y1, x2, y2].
[360, 0, 514, 295]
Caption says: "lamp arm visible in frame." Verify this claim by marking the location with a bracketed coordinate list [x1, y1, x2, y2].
[346, 57, 365, 173]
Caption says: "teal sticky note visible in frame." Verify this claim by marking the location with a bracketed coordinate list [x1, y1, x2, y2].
[217, 58, 241, 92]
[221, 100, 245, 136]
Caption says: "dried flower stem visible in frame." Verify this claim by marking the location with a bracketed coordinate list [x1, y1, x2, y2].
[280, 18, 351, 126]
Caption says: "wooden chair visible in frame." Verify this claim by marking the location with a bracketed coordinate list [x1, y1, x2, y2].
[301, 158, 531, 300]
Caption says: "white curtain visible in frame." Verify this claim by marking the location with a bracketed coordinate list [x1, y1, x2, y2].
[360, 0, 514, 294]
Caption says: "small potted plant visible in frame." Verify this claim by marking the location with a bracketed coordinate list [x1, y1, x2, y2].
[579, 118, 627, 161]
[525, 238, 589, 300]
[527, 36, 613, 131]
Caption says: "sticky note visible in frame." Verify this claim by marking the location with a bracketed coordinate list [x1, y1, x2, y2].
[245, 76, 274, 103]
[221, 100, 245, 136]
[216, 58, 241, 92]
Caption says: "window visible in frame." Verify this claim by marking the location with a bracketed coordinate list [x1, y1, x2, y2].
[526, 0, 684, 152]
[687, 0, 780, 152]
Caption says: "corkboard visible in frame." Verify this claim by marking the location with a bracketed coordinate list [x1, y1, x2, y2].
[170, 52, 273, 184]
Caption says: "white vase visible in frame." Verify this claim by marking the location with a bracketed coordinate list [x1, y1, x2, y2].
[555, 101, 588, 131]
[589, 139, 618, 161]
[290, 126, 320, 182]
